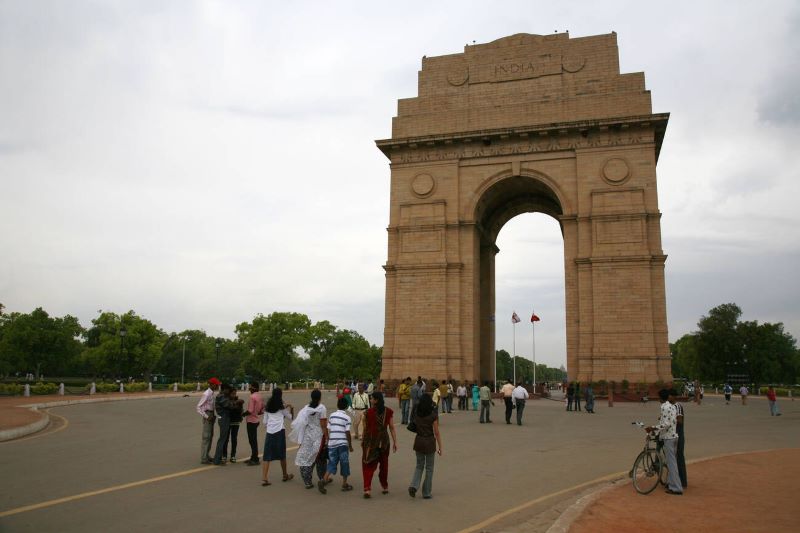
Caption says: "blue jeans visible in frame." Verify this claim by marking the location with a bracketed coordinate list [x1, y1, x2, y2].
[326, 444, 350, 477]
[480, 400, 491, 422]
[400, 399, 410, 424]
[410, 451, 435, 497]
[769, 400, 780, 416]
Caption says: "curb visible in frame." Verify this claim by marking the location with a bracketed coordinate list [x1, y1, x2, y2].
[0, 408, 51, 442]
[0, 392, 200, 443]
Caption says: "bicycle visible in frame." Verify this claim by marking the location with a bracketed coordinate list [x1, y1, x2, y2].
[629, 421, 669, 494]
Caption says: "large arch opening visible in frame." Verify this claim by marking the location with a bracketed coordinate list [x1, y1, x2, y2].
[474, 175, 566, 384]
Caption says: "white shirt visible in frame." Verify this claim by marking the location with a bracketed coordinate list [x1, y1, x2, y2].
[652, 401, 678, 440]
[457, 385, 467, 397]
[352, 392, 370, 410]
[264, 408, 292, 434]
[512, 385, 529, 401]
[196, 388, 215, 418]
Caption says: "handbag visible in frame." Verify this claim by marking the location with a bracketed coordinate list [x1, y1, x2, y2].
[407, 418, 417, 433]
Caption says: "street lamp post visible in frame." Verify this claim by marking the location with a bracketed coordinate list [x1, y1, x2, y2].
[181, 335, 187, 384]
[215, 338, 221, 376]
[119, 326, 127, 381]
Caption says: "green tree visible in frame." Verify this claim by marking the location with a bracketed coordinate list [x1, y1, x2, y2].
[671, 334, 700, 378]
[738, 320, 798, 386]
[0, 307, 83, 378]
[496, 349, 512, 382]
[236, 312, 312, 382]
[694, 303, 743, 381]
[81, 311, 164, 380]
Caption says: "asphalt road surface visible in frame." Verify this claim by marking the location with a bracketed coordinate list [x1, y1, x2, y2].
[1, 391, 797, 532]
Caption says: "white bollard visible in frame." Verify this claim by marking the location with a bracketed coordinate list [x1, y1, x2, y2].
[59, 383, 65, 395]
[261, 382, 266, 391]
[148, 382, 152, 393]
[196, 382, 201, 391]
[120, 383, 124, 393]
[24, 384, 30, 397]
[90, 382, 96, 395]
[173, 382, 178, 392]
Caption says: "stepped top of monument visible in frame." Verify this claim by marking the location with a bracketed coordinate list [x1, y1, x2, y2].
[387, 32, 660, 141]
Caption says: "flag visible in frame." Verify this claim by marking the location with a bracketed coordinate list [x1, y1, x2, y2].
[531, 312, 540, 322]
[511, 312, 521, 324]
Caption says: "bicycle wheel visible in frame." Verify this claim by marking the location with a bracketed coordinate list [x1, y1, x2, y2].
[632, 451, 661, 494]
[658, 450, 669, 486]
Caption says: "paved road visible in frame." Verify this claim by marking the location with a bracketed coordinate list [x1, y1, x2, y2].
[1, 392, 797, 532]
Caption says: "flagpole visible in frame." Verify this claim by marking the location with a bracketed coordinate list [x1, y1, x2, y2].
[532, 312, 536, 387]
[513, 320, 517, 385]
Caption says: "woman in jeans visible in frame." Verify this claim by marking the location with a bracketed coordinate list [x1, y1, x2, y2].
[408, 393, 443, 499]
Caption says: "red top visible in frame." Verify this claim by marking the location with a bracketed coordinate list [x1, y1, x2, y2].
[767, 389, 777, 401]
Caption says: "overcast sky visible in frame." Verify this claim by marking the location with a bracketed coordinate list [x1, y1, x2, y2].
[1, 1, 798, 370]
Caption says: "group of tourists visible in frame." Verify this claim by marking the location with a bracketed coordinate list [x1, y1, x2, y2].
[196, 377, 443, 499]
[564, 382, 595, 413]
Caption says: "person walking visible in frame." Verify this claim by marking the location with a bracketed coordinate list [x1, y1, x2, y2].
[668, 388, 687, 489]
[291, 389, 328, 489]
[767, 386, 782, 416]
[408, 394, 443, 499]
[512, 381, 529, 425]
[261, 388, 294, 485]
[456, 382, 467, 411]
[740, 385, 749, 405]
[445, 380, 454, 413]
[501, 380, 514, 424]
[197, 377, 220, 464]
[351, 383, 370, 439]
[361, 391, 397, 498]
[479, 381, 493, 423]
[244, 381, 265, 466]
[431, 380, 441, 410]
[397, 377, 412, 424]
[471, 383, 480, 411]
[724, 383, 733, 404]
[318, 397, 354, 493]
[644, 389, 682, 495]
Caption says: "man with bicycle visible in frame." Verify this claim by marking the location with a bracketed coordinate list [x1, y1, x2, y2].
[644, 389, 683, 495]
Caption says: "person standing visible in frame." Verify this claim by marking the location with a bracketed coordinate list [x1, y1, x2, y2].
[361, 392, 397, 498]
[408, 394, 442, 499]
[431, 380, 441, 410]
[318, 397, 354, 493]
[351, 383, 370, 439]
[668, 389, 687, 489]
[226, 389, 245, 462]
[446, 380, 454, 413]
[261, 388, 294, 485]
[573, 382, 582, 412]
[584, 383, 595, 414]
[410, 377, 424, 421]
[213, 384, 237, 465]
[566, 382, 574, 411]
[501, 380, 514, 424]
[342, 383, 353, 409]
[479, 381, 493, 423]
[197, 377, 220, 464]
[244, 381, 265, 466]
[366, 380, 375, 396]
[512, 382, 529, 425]
[397, 377, 412, 424]
[766, 386, 782, 416]
[740, 384, 749, 405]
[471, 383, 480, 411]
[291, 390, 328, 489]
[644, 389, 682, 495]
[456, 382, 467, 411]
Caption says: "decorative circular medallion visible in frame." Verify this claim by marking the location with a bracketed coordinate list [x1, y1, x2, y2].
[446, 68, 469, 86]
[602, 157, 631, 185]
[561, 56, 586, 73]
[411, 173, 436, 197]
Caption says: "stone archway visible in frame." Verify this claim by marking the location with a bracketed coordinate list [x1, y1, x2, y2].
[376, 32, 672, 385]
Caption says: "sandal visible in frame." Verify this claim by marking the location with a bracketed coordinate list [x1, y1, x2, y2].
[382, 489, 389, 495]
[341, 484, 354, 491]
[261, 480, 271, 486]
[282, 474, 294, 482]
[363, 491, 371, 499]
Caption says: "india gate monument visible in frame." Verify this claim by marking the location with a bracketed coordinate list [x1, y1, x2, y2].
[376, 32, 672, 385]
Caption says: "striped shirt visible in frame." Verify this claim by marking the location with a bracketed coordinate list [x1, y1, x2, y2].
[327, 409, 351, 448]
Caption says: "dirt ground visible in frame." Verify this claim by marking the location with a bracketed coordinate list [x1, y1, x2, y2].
[569, 448, 800, 533]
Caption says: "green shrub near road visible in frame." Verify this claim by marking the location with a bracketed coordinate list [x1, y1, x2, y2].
[0, 383, 24, 395]
[30, 382, 59, 395]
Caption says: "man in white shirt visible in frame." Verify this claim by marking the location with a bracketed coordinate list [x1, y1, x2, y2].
[351, 384, 370, 439]
[197, 377, 220, 464]
[645, 389, 683, 495]
[512, 382, 530, 425]
[501, 380, 515, 424]
[456, 382, 467, 411]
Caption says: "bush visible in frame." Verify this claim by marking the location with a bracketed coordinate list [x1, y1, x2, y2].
[0, 383, 24, 395]
[178, 383, 197, 392]
[95, 382, 121, 393]
[30, 382, 59, 395]
[125, 382, 148, 392]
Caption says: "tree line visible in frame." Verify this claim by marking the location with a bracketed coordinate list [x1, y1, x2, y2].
[671, 303, 799, 387]
[0, 303, 380, 384]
